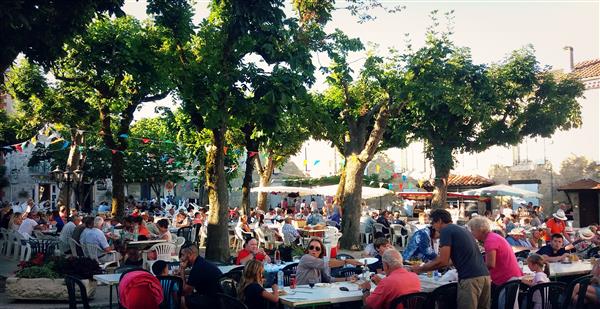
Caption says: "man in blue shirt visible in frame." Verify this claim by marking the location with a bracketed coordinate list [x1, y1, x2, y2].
[537, 233, 573, 262]
[402, 226, 439, 262]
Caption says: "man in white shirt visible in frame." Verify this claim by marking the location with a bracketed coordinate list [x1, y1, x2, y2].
[18, 213, 43, 239]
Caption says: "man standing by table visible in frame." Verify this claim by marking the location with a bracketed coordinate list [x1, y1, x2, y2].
[410, 209, 491, 309]
[359, 249, 420, 309]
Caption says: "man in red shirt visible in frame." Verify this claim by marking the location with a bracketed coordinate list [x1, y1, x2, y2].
[359, 249, 421, 309]
[545, 209, 569, 242]
[236, 237, 271, 265]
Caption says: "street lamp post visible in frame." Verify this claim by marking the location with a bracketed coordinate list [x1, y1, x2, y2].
[50, 166, 83, 215]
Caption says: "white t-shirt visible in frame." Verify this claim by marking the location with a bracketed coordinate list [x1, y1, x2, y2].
[18, 218, 38, 238]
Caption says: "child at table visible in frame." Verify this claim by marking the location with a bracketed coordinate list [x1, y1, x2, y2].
[152, 260, 183, 309]
[521, 254, 550, 309]
[237, 259, 279, 309]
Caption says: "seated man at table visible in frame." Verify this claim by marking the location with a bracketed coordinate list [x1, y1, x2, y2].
[281, 217, 300, 245]
[18, 212, 46, 239]
[306, 209, 324, 226]
[402, 225, 439, 263]
[236, 238, 272, 265]
[359, 249, 421, 309]
[538, 233, 573, 262]
[368, 237, 393, 273]
[59, 215, 82, 254]
[506, 227, 532, 248]
[178, 245, 223, 306]
[80, 216, 121, 263]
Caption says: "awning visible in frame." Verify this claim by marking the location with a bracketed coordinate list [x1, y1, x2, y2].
[251, 186, 317, 196]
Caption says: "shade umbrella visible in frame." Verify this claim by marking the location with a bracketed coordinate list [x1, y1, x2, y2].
[312, 185, 394, 199]
[250, 186, 317, 196]
[462, 184, 542, 199]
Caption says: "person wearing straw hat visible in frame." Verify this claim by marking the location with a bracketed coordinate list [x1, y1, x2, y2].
[545, 209, 570, 242]
[572, 228, 597, 256]
[506, 227, 532, 248]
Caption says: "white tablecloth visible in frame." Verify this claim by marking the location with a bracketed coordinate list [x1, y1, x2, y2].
[522, 260, 593, 277]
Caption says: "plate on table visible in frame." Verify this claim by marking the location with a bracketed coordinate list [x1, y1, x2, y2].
[360, 257, 378, 265]
[315, 283, 332, 288]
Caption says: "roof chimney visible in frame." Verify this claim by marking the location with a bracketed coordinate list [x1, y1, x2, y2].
[563, 46, 574, 72]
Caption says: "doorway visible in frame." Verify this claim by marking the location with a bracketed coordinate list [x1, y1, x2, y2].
[579, 190, 599, 227]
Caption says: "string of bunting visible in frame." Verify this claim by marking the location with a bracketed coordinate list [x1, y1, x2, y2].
[2, 124, 430, 187]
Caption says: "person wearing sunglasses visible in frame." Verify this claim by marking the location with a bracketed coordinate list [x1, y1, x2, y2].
[296, 238, 363, 285]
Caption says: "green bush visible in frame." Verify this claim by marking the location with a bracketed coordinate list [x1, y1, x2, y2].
[16, 266, 59, 279]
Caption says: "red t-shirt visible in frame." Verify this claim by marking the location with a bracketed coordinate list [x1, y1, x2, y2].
[236, 249, 267, 265]
[545, 218, 566, 240]
[365, 267, 421, 309]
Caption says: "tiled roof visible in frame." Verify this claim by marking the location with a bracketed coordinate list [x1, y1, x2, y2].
[557, 179, 600, 191]
[572, 59, 600, 79]
[422, 174, 494, 189]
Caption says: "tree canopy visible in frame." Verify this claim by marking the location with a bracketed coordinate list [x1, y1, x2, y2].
[0, 0, 125, 73]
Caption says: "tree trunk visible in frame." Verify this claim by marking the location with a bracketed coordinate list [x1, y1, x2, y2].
[58, 131, 84, 213]
[241, 151, 254, 216]
[431, 146, 452, 209]
[204, 127, 230, 262]
[110, 151, 126, 219]
[339, 157, 366, 250]
[256, 156, 274, 211]
[335, 161, 347, 206]
[241, 125, 258, 216]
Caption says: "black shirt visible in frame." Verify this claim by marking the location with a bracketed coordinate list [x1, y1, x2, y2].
[243, 282, 267, 309]
[537, 245, 567, 257]
[187, 256, 223, 295]
[368, 254, 383, 272]
[439, 224, 489, 280]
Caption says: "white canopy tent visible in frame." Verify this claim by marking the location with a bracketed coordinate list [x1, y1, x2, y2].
[250, 186, 317, 196]
[312, 185, 394, 199]
[462, 184, 542, 199]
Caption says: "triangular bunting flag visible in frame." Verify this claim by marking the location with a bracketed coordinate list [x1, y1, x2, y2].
[375, 164, 380, 173]
[223, 146, 228, 155]
[60, 141, 70, 150]
[313, 160, 320, 166]
[248, 151, 258, 158]
[142, 138, 151, 144]
[15, 144, 23, 153]
[111, 149, 117, 154]
[119, 133, 129, 138]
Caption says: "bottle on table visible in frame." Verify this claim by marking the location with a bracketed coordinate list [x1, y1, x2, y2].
[290, 274, 297, 289]
[277, 270, 284, 287]
[133, 225, 139, 241]
[274, 249, 281, 265]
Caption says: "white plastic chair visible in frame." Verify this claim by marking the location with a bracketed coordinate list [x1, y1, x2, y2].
[172, 236, 185, 256]
[13, 232, 29, 261]
[359, 222, 371, 245]
[0, 228, 8, 256]
[390, 224, 409, 248]
[142, 242, 176, 270]
[69, 238, 83, 257]
[81, 243, 120, 270]
[373, 223, 386, 236]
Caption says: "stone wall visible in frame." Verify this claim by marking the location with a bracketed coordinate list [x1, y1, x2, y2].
[489, 155, 600, 226]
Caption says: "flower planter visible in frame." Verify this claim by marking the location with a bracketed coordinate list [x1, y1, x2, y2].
[6, 277, 97, 300]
